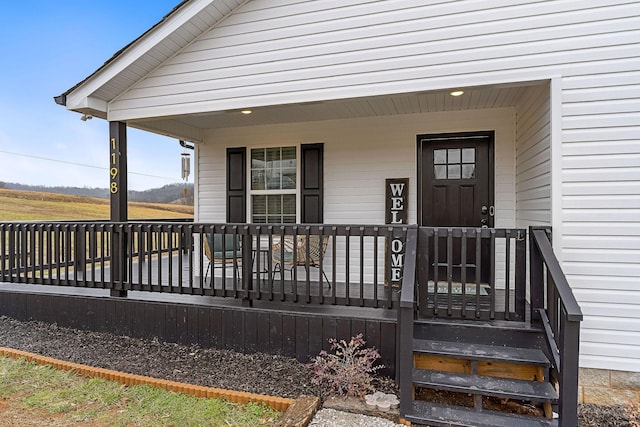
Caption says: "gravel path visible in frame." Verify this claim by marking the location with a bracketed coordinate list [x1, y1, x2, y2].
[0, 316, 637, 426]
[310, 409, 403, 427]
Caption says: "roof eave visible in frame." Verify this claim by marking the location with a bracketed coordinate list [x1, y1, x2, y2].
[53, 0, 192, 115]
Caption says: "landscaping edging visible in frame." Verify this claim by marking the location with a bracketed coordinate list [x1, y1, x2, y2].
[0, 346, 293, 413]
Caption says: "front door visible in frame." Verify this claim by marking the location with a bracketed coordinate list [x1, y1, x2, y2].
[418, 131, 494, 284]
[419, 131, 493, 228]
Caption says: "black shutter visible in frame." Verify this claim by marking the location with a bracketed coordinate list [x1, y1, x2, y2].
[300, 143, 324, 223]
[226, 147, 246, 223]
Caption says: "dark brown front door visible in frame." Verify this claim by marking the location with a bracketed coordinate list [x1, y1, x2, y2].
[418, 131, 494, 283]
[419, 131, 494, 227]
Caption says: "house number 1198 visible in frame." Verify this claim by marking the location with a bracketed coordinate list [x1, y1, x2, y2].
[110, 138, 119, 194]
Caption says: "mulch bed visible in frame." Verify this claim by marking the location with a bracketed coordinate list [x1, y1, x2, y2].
[0, 316, 637, 426]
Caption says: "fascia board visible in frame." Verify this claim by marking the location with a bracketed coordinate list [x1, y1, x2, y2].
[66, 94, 108, 115]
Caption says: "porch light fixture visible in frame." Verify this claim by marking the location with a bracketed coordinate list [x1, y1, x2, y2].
[450, 90, 464, 97]
[241, 109, 253, 114]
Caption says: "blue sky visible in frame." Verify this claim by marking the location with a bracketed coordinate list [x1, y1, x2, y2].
[0, 1, 190, 190]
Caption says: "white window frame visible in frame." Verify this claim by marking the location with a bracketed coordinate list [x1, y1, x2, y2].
[247, 145, 300, 224]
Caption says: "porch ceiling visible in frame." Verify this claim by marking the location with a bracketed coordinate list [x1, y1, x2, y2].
[132, 82, 545, 140]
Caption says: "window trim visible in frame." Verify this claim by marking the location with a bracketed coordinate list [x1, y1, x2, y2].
[247, 145, 300, 224]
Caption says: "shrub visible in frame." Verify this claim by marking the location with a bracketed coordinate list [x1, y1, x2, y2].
[308, 334, 383, 397]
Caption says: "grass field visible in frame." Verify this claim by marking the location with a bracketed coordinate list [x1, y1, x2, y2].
[0, 189, 193, 221]
[0, 356, 280, 426]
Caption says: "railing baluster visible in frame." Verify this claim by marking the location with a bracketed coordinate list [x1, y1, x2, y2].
[461, 228, 467, 318]
[475, 229, 481, 318]
[515, 229, 528, 319]
[28, 223, 35, 282]
[490, 228, 496, 319]
[136, 224, 143, 290]
[178, 225, 186, 292]
[0, 224, 6, 282]
[167, 224, 174, 291]
[505, 229, 511, 320]
[345, 226, 351, 306]
[359, 226, 364, 307]
[373, 227, 379, 308]
[433, 228, 439, 317]
[20, 224, 28, 283]
[266, 225, 274, 300]
[331, 226, 337, 304]
[156, 225, 163, 292]
[305, 226, 311, 303]
[318, 226, 325, 305]
[279, 225, 286, 301]
[446, 229, 453, 316]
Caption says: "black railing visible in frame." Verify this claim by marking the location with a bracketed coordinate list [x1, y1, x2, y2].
[0, 221, 407, 309]
[530, 226, 583, 427]
[416, 227, 527, 320]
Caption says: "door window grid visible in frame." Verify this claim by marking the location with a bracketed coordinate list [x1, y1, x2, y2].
[434, 148, 476, 180]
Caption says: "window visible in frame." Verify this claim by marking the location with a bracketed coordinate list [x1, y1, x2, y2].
[433, 148, 476, 180]
[250, 147, 297, 223]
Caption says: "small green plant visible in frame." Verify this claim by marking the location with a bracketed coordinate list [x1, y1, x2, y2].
[309, 334, 383, 397]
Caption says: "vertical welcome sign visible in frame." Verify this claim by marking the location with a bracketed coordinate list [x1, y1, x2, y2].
[385, 178, 408, 286]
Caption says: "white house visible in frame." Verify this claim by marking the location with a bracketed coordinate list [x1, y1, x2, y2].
[55, 0, 639, 413]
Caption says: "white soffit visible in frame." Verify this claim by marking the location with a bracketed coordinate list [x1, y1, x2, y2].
[135, 83, 542, 131]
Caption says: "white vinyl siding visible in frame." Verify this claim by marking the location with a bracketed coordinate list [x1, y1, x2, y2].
[109, 1, 639, 120]
[515, 84, 551, 227]
[561, 72, 640, 372]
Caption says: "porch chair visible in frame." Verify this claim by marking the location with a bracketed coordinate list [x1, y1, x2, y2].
[203, 233, 242, 284]
[272, 235, 331, 288]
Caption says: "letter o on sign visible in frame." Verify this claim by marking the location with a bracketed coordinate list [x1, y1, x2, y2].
[392, 239, 403, 253]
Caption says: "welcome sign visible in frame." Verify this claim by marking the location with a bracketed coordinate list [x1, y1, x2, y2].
[385, 178, 408, 286]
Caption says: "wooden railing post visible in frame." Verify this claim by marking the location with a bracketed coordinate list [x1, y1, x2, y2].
[529, 226, 545, 323]
[559, 311, 581, 427]
[397, 226, 417, 420]
[110, 223, 128, 297]
[74, 224, 86, 277]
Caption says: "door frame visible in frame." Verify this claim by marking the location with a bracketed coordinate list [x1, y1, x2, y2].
[417, 130, 495, 227]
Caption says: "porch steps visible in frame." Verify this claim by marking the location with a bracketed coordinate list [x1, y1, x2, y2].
[405, 401, 557, 427]
[405, 336, 557, 426]
[413, 339, 551, 367]
[412, 369, 558, 402]
[413, 317, 547, 349]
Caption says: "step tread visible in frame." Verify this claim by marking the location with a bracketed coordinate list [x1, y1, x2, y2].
[414, 317, 545, 332]
[405, 400, 557, 427]
[413, 369, 558, 402]
[413, 339, 550, 366]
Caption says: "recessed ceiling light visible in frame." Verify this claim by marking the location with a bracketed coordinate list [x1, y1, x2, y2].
[241, 109, 253, 115]
[450, 90, 464, 97]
